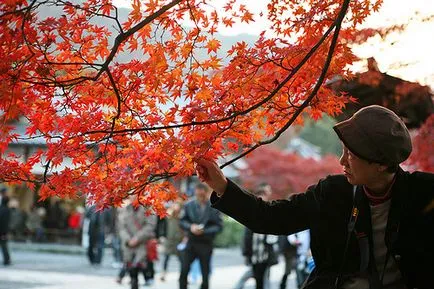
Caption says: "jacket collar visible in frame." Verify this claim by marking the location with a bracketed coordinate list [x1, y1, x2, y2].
[356, 168, 408, 244]
[193, 199, 211, 223]
[385, 167, 408, 246]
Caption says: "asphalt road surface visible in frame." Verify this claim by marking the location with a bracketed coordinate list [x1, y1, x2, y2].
[0, 246, 297, 289]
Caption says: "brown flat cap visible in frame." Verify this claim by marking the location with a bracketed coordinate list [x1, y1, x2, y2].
[333, 105, 412, 166]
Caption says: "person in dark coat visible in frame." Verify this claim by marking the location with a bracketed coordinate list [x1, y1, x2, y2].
[0, 196, 11, 266]
[85, 205, 110, 265]
[8, 198, 27, 241]
[196, 105, 434, 289]
[242, 227, 279, 289]
[279, 234, 297, 289]
[179, 183, 223, 289]
[0, 188, 6, 205]
[239, 184, 278, 289]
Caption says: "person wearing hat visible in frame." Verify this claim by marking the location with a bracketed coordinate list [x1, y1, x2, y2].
[195, 105, 434, 289]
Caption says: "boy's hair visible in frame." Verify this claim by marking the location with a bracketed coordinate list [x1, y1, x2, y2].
[195, 183, 209, 191]
[255, 183, 271, 196]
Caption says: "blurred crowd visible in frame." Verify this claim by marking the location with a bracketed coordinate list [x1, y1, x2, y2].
[80, 182, 314, 289]
[0, 188, 85, 244]
[0, 182, 314, 289]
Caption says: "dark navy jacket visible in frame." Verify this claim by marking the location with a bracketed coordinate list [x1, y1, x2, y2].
[211, 169, 434, 289]
[180, 199, 222, 244]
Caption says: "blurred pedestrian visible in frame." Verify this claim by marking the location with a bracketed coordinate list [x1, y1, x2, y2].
[143, 236, 158, 285]
[160, 199, 184, 282]
[179, 183, 223, 289]
[288, 230, 311, 288]
[68, 206, 83, 233]
[109, 207, 123, 268]
[0, 196, 11, 266]
[118, 197, 157, 289]
[278, 234, 297, 289]
[85, 205, 109, 265]
[241, 185, 278, 289]
[8, 198, 27, 241]
[26, 206, 46, 242]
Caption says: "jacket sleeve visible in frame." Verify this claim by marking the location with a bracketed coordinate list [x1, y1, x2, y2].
[203, 208, 223, 235]
[211, 178, 322, 235]
[179, 203, 193, 232]
[117, 209, 132, 243]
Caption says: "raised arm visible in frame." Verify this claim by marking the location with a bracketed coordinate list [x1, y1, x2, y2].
[211, 178, 319, 235]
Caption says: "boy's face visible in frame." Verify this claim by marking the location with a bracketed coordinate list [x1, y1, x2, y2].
[195, 188, 208, 203]
[261, 185, 272, 201]
[339, 145, 381, 185]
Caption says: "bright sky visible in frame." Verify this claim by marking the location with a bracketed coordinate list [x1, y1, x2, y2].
[350, 0, 434, 88]
[113, 0, 434, 88]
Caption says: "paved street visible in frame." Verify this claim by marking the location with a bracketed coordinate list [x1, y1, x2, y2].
[0, 245, 297, 289]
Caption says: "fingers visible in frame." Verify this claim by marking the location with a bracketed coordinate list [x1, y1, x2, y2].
[194, 158, 215, 182]
[194, 158, 227, 194]
[196, 165, 208, 182]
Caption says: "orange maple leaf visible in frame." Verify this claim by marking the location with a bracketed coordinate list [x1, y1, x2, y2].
[205, 39, 221, 54]
[222, 17, 235, 27]
[241, 11, 254, 23]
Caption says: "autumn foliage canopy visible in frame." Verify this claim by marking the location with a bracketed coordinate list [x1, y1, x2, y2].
[0, 0, 382, 213]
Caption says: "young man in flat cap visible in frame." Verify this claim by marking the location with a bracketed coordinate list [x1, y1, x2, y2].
[196, 105, 434, 289]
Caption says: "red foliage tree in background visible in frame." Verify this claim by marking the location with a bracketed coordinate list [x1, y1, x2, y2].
[0, 0, 382, 213]
[239, 146, 342, 199]
[405, 114, 434, 173]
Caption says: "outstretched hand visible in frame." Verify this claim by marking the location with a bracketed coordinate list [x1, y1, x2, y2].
[195, 158, 228, 196]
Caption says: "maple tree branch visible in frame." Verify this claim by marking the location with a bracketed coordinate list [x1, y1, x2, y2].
[20, 0, 39, 56]
[220, 0, 350, 169]
[80, 3, 341, 137]
[21, 75, 95, 87]
[42, 61, 103, 67]
[270, 58, 292, 72]
[106, 69, 122, 124]
[96, 0, 182, 79]
[17, 0, 182, 88]
[102, 68, 123, 164]
[112, 5, 124, 34]
[43, 159, 51, 183]
[55, 0, 123, 32]
[130, 172, 178, 202]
